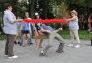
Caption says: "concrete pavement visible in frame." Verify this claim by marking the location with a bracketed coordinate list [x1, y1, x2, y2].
[0, 39, 92, 63]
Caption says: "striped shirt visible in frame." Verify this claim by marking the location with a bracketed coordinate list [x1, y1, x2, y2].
[3, 10, 17, 35]
[69, 19, 79, 30]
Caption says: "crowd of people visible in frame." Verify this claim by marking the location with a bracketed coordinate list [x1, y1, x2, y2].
[2, 3, 92, 59]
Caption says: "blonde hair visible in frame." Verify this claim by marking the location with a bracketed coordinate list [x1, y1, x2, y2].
[70, 10, 78, 16]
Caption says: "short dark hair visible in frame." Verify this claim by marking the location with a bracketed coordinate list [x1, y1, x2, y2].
[4, 3, 12, 10]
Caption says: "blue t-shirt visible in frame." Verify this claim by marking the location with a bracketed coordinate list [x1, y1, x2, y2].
[41, 25, 55, 31]
[16, 22, 21, 30]
[21, 22, 29, 31]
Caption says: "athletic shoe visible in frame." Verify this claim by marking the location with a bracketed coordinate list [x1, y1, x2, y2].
[4, 55, 8, 57]
[67, 44, 73, 47]
[56, 50, 64, 53]
[74, 45, 80, 48]
[39, 50, 47, 56]
[8, 55, 18, 59]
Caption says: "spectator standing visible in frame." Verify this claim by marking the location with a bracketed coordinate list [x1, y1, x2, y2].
[3, 3, 22, 59]
[66, 10, 80, 48]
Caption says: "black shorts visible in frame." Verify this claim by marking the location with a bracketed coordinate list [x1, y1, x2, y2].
[22, 30, 30, 34]
[42, 32, 49, 35]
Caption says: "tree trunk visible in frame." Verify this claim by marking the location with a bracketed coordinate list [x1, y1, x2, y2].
[29, 0, 35, 19]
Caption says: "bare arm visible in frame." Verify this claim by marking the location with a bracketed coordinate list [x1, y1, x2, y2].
[11, 19, 23, 23]
[54, 28, 63, 32]
[65, 16, 77, 22]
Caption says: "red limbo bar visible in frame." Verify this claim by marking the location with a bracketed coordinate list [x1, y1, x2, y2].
[23, 19, 66, 23]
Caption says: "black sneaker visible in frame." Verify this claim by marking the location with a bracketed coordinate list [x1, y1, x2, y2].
[18, 42, 22, 46]
[56, 43, 64, 53]
[14, 41, 17, 45]
[30, 43, 33, 45]
[28, 43, 33, 46]
[18, 42, 20, 44]
[56, 50, 64, 53]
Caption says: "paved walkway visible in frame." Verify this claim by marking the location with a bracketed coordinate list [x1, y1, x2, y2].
[0, 39, 92, 63]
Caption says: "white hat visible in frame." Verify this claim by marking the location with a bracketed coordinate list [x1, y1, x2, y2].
[35, 12, 38, 15]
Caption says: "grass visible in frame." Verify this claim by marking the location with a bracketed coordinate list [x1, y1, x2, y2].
[0, 30, 92, 40]
[59, 30, 92, 39]
[0, 35, 6, 40]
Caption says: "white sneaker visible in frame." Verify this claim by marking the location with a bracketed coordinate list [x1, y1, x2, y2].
[74, 45, 80, 48]
[41, 50, 44, 53]
[39, 50, 47, 56]
[8, 55, 18, 59]
[4, 55, 8, 57]
[67, 44, 73, 47]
